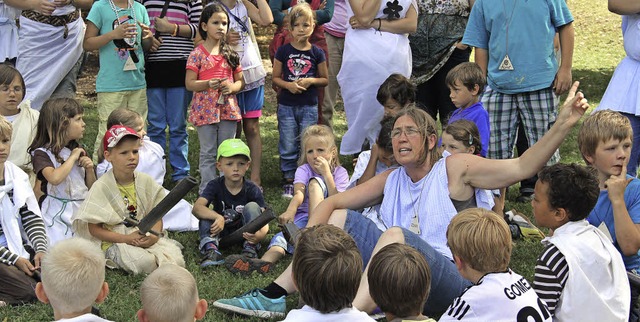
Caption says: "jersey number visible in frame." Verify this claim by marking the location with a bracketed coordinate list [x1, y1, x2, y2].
[516, 298, 551, 322]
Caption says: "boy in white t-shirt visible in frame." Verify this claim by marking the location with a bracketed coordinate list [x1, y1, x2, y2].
[440, 208, 551, 321]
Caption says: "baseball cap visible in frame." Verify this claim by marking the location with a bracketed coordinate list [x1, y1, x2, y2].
[217, 138, 251, 161]
[103, 125, 140, 151]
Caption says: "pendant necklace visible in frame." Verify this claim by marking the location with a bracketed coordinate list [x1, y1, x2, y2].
[108, 0, 138, 47]
[407, 176, 426, 235]
[499, 0, 517, 71]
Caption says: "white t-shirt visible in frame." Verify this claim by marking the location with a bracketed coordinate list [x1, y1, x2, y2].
[439, 270, 551, 322]
[56, 313, 114, 322]
[281, 305, 375, 322]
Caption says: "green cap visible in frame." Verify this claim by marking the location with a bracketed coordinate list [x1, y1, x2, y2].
[217, 139, 251, 161]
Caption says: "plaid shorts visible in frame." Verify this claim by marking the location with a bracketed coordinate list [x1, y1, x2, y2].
[481, 86, 560, 164]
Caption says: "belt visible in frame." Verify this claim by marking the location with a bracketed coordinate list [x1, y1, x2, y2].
[21, 10, 80, 39]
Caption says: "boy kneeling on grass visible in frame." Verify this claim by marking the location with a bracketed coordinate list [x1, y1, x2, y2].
[72, 125, 185, 275]
[138, 264, 208, 322]
[440, 208, 550, 321]
[36, 238, 111, 321]
[532, 163, 630, 320]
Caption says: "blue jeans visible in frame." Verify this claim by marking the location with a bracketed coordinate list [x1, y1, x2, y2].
[146, 87, 191, 181]
[277, 103, 318, 180]
[198, 202, 262, 253]
[622, 112, 640, 177]
[344, 211, 471, 317]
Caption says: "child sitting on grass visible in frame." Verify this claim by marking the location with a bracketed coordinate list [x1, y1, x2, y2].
[137, 264, 208, 322]
[215, 224, 373, 320]
[368, 243, 435, 322]
[192, 138, 268, 268]
[578, 110, 640, 321]
[0, 116, 46, 307]
[36, 238, 111, 322]
[440, 208, 550, 321]
[72, 125, 185, 274]
[532, 163, 631, 320]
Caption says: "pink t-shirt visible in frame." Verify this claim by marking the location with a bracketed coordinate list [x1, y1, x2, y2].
[186, 44, 242, 126]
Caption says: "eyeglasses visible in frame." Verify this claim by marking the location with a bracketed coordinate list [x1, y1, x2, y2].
[391, 126, 421, 139]
[0, 86, 23, 94]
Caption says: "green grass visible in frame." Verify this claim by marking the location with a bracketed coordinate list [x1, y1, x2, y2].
[0, 0, 625, 320]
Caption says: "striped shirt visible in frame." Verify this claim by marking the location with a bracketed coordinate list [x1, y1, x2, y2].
[533, 244, 569, 316]
[137, 0, 203, 62]
[0, 188, 48, 266]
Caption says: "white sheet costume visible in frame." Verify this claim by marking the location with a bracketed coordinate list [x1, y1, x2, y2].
[16, 4, 85, 110]
[96, 136, 198, 232]
[0, 1, 20, 61]
[37, 147, 87, 246]
[72, 171, 185, 275]
[7, 100, 39, 185]
[336, 0, 415, 155]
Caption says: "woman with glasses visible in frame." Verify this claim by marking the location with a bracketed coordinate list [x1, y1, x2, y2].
[212, 82, 588, 318]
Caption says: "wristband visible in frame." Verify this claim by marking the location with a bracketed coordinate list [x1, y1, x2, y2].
[377, 18, 382, 32]
[171, 24, 179, 37]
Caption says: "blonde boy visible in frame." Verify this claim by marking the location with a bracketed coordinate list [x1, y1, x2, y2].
[440, 208, 549, 321]
[36, 238, 111, 321]
[578, 110, 640, 320]
[368, 243, 435, 322]
[137, 264, 207, 322]
[72, 125, 185, 274]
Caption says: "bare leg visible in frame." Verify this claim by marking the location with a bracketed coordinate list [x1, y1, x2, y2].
[261, 246, 286, 263]
[243, 118, 262, 187]
[353, 227, 406, 313]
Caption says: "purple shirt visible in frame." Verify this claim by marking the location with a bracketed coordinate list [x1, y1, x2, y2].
[294, 164, 349, 220]
[448, 102, 490, 157]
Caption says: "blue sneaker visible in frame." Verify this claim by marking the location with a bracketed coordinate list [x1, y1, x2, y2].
[200, 250, 224, 268]
[213, 288, 286, 318]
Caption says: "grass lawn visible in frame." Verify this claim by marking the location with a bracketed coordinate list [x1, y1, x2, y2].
[0, 0, 627, 320]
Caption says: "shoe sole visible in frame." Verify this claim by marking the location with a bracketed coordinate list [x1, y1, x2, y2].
[213, 300, 285, 318]
[225, 255, 271, 275]
[201, 259, 225, 268]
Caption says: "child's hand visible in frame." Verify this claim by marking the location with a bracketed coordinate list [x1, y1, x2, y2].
[220, 79, 234, 95]
[242, 232, 260, 244]
[208, 78, 227, 90]
[210, 214, 225, 236]
[295, 78, 313, 89]
[135, 234, 159, 248]
[149, 36, 162, 52]
[312, 155, 331, 177]
[349, 16, 372, 29]
[606, 163, 633, 203]
[111, 23, 138, 40]
[53, 0, 70, 8]
[319, 0, 327, 9]
[14, 257, 36, 276]
[138, 22, 154, 40]
[36, 0, 56, 15]
[70, 147, 85, 161]
[227, 30, 241, 46]
[285, 82, 306, 94]
[33, 252, 45, 270]
[125, 231, 144, 246]
[153, 17, 173, 34]
[278, 210, 295, 224]
[78, 155, 94, 170]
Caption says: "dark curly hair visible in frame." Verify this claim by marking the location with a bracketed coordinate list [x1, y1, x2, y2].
[538, 163, 599, 221]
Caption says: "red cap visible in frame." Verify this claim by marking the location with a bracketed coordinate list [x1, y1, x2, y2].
[103, 125, 140, 151]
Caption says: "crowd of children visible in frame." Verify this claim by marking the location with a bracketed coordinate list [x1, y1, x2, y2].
[0, 0, 639, 321]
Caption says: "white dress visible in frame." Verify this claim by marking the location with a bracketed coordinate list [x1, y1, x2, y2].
[38, 147, 88, 245]
[225, 0, 266, 91]
[96, 137, 198, 232]
[0, 1, 20, 61]
[337, 0, 415, 155]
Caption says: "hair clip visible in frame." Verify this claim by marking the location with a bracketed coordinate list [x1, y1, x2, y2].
[468, 134, 473, 145]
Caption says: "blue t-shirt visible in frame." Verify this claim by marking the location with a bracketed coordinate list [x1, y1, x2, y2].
[87, 0, 150, 92]
[462, 0, 573, 94]
[274, 43, 326, 106]
[200, 177, 266, 215]
[587, 176, 640, 270]
[447, 102, 490, 157]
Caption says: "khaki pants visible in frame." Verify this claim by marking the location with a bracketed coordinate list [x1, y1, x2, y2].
[321, 32, 345, 129]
